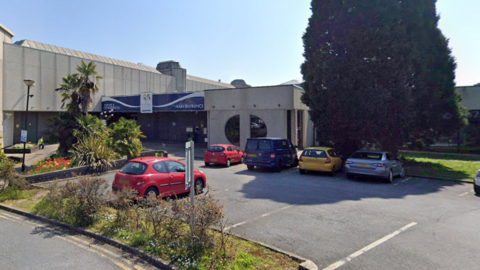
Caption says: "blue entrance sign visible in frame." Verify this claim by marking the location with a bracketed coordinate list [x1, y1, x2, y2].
[20, 130, 27, 143]
[102, 92, 205, 112]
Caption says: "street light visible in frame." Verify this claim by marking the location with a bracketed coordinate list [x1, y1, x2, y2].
[21, 79, 35, 174]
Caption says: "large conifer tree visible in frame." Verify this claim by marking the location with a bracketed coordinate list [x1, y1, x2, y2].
[301, 0, 415, 155]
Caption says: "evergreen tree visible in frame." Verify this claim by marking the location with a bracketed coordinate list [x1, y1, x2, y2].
[403, 0, 466, 144]
[301, 0, 415, 155]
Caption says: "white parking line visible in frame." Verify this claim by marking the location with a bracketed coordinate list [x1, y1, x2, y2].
[394, 177, 411, 186]
[226, 203, 299, 231]
[323, 222, 417, 270]
[459, 191, 471, 197]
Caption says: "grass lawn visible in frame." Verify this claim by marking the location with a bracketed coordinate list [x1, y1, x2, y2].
[400, 152, 480, 182]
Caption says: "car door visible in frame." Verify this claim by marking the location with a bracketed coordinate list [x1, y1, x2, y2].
[227, 146, 235, 162]
[151, 162, 170, 195]
[386, 153, 399, 174]
[165, 160, 186, 194]
[281, 140, 293, 165]
[328, 149, 343, 171]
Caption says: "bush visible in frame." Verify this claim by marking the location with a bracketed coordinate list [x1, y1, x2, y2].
[70, 134, 119, 172]
[0, 159, 27, 193]
[108, 117, 146, 159]
[34, 176, 108, 227]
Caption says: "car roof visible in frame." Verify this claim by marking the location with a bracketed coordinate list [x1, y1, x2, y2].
[127, 157, 177, 164]
[209, 144, 235, 147]
[353, 150, 386, 154]
[304, 147, 333, 151]
[247, 137, 286, 140]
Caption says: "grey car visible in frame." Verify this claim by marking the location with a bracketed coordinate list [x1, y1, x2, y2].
[344, 150, 406, 183]
[474, 170, 480, 195]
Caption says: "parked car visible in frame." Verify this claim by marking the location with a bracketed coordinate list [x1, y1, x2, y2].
[344, 150, 405, 183]
[298, 147, 343, 175]
[244, 137, 298, 172]
[474, 170, 480, 195]
[204, 144, 244, 167]
[112, 157, 206, 198]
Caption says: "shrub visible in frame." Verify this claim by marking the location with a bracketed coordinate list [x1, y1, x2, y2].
[70, 133, 119, 172]
[0, 159, 27, 193]
[108, 117, 146, 159]
[34, 176, 108, 226]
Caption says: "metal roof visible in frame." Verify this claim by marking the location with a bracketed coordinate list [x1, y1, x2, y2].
[14, 40, 161, 74]
[186, 74, 234, 88]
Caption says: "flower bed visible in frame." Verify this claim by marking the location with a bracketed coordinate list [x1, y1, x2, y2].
[27, 158, 73, 175]
[4, 142, 39, 154]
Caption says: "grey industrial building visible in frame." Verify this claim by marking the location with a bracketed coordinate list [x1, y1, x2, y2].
[0, 23, 313, 151]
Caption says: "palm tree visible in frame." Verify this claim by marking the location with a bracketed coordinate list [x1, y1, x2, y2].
[77, 61, 103, 116]
[56, 73, 81, 117]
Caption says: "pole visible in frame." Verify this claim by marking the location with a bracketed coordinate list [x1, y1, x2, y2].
[185, 141, 195, 235]
[21, 85, 31, 173]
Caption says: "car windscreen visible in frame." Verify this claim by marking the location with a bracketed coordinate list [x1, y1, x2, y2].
[120, 162, 148, 175]
[302, 149, 327, 158]
[246, 139, 271, 151]
[207, 146, 224, 152]
[350, 152, 382, 160]
[246, 140, 258, 150]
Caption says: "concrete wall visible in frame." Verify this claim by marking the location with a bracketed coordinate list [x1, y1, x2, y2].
[457, 86, 480, 110]
[0, 23, 14, 148]
[205, 85, 310, 150]
[3, 44, 176, 113]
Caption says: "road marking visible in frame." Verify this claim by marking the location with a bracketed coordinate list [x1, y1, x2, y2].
[226, 203, 300, 231]
[459, 191, 471, 197]
[394, 177, 411, 186]
[323, 222, 417, 270]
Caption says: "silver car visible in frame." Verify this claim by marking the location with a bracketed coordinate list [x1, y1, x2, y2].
[345, 150, 406, 183]
[474, 170, 480, 195]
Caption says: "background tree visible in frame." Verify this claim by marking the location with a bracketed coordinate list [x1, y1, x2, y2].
[301, 0, 414, 155]
[402, 0, 466, 144]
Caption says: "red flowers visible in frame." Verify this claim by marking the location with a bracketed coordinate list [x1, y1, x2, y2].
[27, 157, 73, 175]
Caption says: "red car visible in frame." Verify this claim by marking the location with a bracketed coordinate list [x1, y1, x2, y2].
[112, 157, 206, 198]
[204, 144, 244, 167]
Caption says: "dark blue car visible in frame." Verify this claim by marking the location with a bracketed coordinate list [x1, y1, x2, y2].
[244, 137, 298, 172]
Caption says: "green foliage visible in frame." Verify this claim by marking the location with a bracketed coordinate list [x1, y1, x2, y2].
[0, 158, 27, 194]
[73, 114, 106, 139]
[108, 117, 146, 159]
[46, 112, 78, 155]
[301, 0, 414, 155]
[34, 176, 108, 226]
[55, 60, 103, 117]
[403, 0, 466, 142]
[70, 132, 119, 172]
[232, 252, 255, 270]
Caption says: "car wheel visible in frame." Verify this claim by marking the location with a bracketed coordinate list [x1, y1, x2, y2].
[299, 169, 305, 174]
[204, 162, 210, 166]
[144, 187, 159, 200]
[240, 156, 244, 164]
[194, 178, 204, 195]
[399, 167, 406, 178]
[275, 160, 283, 172]
[347, 173, 354, 179]
[474, 184, 480, 195]
[386, 170, 393, 183]
[247, 165, 255, 171]
[226, 159, 231, 167]
[330, 166, 336, 177]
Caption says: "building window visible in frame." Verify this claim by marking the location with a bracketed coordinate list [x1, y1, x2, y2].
[250, 115, 267, 138]
[225, 115, 240, 146]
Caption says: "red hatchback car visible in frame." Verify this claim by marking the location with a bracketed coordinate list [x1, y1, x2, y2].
[204, 144, 244, 167]
[112, 157, 206, 198]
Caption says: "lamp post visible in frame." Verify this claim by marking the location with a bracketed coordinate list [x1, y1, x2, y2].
[21, 79, 35, 174]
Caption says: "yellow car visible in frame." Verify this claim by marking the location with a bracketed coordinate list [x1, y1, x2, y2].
[298, 147, 343, 175]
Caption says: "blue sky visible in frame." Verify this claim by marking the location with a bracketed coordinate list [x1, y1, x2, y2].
[0, 0, 478, 87]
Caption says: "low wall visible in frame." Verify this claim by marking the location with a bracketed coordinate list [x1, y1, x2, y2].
[26, 150, 168, 184]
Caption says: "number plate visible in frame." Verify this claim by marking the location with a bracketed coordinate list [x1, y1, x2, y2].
[210, 158, 217, 162]
[247, 153, 257, 157]
[358, 163, 370, 167]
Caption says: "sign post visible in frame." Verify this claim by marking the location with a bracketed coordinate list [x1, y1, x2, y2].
[20, 130, 28, 143]
[185, 141, 195, 234]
